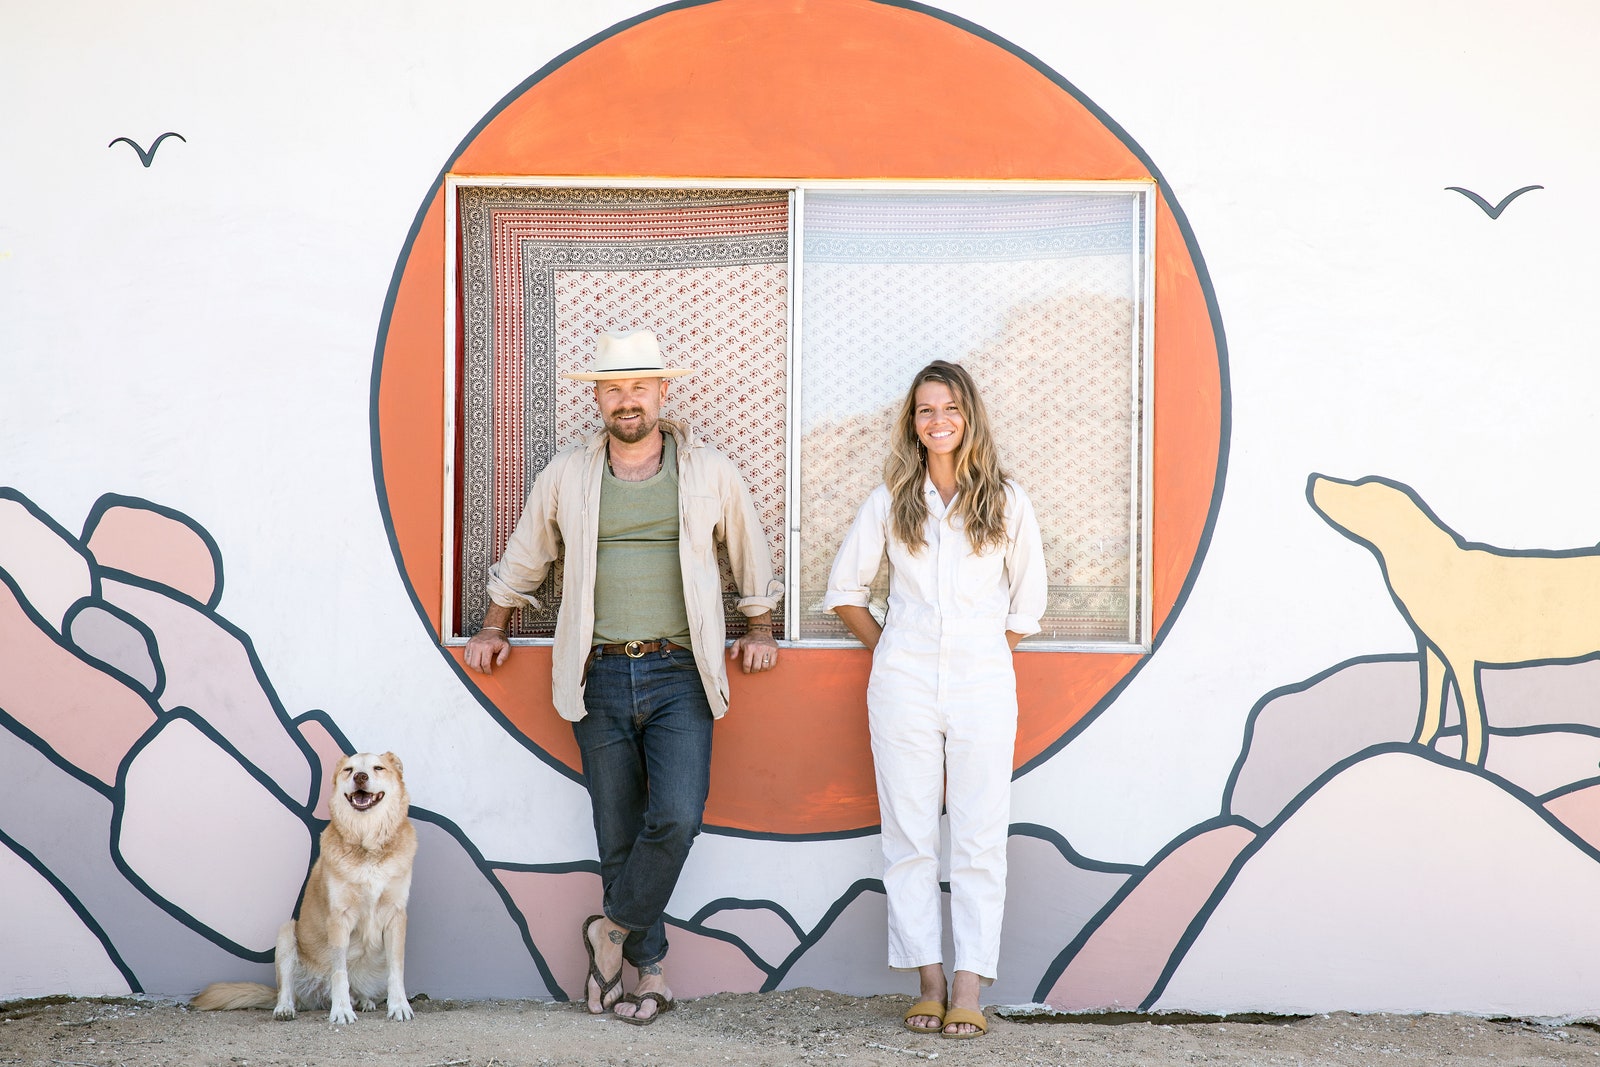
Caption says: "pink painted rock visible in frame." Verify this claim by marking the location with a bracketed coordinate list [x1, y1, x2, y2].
[115, 717, 313, 954]
[1479, 660, 1600, 731]
[0, 839, 131, 998]
[1044, 823, 1256, 1011]
[0, 578, 157, 785]
[1228, 658, 1424, 828]
[1156, 752, 1600, 1017]
[66, 603, 160, 694]
[102, 579, 313, 808]
[642, 923, 766, 998]
[493, 868, 768, 999]
[1545, 784, 1600, 853]
[0, 719, 265, 995]
[295, 716, 350, 821]
[776, 888, 901, 995]
[1472, 730, 1600, 798]
[403, 821, 552, 998]
[996, 832, 1130, 1004]
[494, 868, 603, 1000]
[699, 904, 800, 969]
[0, 493, 94, 631]
[1234, 658, 1600, 832]
[83, 498, 220, 606]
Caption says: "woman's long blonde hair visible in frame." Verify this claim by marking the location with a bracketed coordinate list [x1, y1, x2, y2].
[885, 360, 1010, 555]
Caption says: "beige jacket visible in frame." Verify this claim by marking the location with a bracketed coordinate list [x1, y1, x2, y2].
[485, 419, 781, 721]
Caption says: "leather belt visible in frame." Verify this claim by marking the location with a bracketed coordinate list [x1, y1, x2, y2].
[590, 639, 688, 660]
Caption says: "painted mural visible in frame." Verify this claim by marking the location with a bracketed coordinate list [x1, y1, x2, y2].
[4, 0, 1599, 1020]
[376, 0, 1225, 838]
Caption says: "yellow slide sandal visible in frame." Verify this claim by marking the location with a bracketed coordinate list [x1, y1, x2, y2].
[902, 1000, 946, 1033]
[941, 1006, 988, 1039]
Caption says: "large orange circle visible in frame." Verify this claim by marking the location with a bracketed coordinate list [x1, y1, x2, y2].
[374, 0, 1226, 836]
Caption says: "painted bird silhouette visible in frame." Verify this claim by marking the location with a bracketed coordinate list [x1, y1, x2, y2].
[1445, 185, 1542, 219]
[108, 132, 186, 167]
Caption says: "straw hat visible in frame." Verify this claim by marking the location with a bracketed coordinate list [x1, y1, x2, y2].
[561, 328, 691, 381]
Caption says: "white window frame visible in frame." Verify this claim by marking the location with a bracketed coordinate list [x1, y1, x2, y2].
[441, 176, 1154, 653]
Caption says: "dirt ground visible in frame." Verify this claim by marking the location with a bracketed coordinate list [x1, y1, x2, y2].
[4, 990, 1598, 1067]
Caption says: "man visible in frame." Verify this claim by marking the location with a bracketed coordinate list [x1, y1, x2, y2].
[464, 327, 780, 1024]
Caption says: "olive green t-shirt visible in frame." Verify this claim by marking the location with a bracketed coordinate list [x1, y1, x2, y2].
[591, 433, 693, 646]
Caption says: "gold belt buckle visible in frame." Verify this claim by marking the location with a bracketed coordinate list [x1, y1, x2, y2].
[624, 639, 647, 658]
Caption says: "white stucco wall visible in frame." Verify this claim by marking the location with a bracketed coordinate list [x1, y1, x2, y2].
[4, 0, 1598, 1011]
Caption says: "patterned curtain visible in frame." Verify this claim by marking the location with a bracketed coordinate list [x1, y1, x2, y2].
[453, 187, 791, 639]
[797, 191, 1145, 644]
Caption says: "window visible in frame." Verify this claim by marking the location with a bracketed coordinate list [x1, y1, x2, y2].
[444, 180, 1152, 651]
[447, 185, 791, 641]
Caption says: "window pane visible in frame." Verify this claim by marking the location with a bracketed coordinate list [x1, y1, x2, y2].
[453, 187, 790, 640]
[797, 190, 1147, 645]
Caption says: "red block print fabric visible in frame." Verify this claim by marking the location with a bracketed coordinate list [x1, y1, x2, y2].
[454, 188, 790, 638]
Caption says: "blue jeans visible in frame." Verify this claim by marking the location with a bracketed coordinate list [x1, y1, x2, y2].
[572, 645, 713, 969]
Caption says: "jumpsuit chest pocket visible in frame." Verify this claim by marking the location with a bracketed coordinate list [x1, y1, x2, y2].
[954, 541, 1008, 598]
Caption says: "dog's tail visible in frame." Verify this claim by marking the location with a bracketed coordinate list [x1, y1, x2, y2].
[191, 981, 278, 1011]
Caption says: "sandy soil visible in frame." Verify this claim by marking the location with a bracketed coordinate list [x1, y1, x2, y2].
[5, 990, 1599, 1067]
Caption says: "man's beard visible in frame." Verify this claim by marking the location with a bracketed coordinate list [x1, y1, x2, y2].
[605, 409, 659, 444]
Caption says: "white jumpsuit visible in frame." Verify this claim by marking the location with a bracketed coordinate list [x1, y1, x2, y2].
[824, 479, 1047, 981]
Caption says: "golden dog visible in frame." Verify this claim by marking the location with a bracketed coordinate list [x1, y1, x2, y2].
[1308, 474, 1600, 765]
[193, 752, 418, 1023]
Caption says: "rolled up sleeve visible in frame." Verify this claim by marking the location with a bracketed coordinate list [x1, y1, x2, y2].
[823, 488, 889, 613]
[484, 475, 563, 612]
[1003, 483, 1048, 637]
[717, 461, 782, 616]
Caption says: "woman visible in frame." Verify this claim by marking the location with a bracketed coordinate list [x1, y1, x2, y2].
[824, 360, 1047, 1039]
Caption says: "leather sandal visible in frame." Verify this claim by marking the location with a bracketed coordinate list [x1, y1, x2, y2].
[581, 915, 623, 1014]
[617, 991, 675, 1026]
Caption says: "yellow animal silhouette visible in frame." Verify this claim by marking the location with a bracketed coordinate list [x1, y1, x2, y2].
[1308, 474, 1600, 765]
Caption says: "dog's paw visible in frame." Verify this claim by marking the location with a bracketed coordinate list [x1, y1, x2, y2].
[328, 1004, 358, 1025]
[388, 999, 415, 1022]
[356, 997, 378, 1011]
[273, 1005, 297, 1021]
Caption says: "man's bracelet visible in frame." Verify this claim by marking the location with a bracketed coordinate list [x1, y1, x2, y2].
[480, 625, 507, 636]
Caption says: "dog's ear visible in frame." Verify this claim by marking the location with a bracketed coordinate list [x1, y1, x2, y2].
[383, 751, 404, 778]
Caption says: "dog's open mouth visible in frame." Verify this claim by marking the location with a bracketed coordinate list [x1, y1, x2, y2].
[345, 790, 384, 812]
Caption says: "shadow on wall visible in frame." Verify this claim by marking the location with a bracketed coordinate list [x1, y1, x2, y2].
[1033, 474, 1600, 1018]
